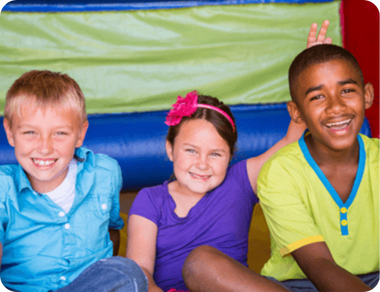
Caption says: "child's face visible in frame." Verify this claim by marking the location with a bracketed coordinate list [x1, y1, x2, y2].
[288, 59, 374, 152]
[3, 104, 88, 193]
[166, 119, 230, 197]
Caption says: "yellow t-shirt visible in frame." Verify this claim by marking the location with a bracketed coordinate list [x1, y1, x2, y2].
[258, 133, 379, 281]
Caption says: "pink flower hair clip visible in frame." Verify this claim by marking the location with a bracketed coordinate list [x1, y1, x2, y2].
[165, 91, 235, 132]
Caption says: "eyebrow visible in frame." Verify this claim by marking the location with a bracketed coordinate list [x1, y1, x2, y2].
[304, 78, 359, 97]
[338, 78, 358, 86]
[183, 143, 227, 153]
[305, 85, 323, 96]
[17, 124, 73, 130]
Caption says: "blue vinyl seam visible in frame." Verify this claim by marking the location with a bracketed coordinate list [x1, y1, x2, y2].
[3, 0, 336, 12]
[298, 132, 366, 236]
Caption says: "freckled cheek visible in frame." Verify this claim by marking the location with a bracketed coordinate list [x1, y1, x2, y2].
[55, 142, 76, 158]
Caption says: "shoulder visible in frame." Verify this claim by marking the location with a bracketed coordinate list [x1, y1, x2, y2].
[77, 147, 121, 173]
[359, 134, 379, 172]
[135, 183, 168, 204]
[261, 141, 305, 174]
[226, 159, 247, 176]
[258, 141, 308, 194]
[129, 183, 168, 223]
[360, 134, 379, 151]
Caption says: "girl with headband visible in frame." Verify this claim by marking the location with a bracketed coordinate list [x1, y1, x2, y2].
[127, 22, 331, 292]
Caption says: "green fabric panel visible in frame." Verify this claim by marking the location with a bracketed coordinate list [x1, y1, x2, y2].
[0, 2, 341, 114]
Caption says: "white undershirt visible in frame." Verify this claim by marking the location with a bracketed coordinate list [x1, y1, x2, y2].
[45, 159, 77, 213]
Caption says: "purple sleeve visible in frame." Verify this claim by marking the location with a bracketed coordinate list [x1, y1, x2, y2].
[128, 187, 161, 226]
[229, 160, 258, 205]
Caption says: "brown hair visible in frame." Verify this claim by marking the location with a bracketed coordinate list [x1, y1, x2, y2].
[5, 70, 87, 126]
[166, 94, 237, 157]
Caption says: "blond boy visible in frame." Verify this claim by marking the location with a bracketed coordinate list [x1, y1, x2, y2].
[0, 70, 147, 292]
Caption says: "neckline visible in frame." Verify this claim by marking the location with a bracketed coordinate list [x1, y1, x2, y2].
[164, 180, 211, 221]
[299, 132, 366, 209]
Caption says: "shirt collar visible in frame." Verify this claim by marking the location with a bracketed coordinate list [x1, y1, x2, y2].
[16, 147, 94, 195]
[74, 147, 95, 167]
[17, 164, 35, 195]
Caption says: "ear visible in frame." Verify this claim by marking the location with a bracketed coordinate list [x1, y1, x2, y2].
[287, 101, 305, 124]
[3, 119, 15, 147]
[363, 82, 374, 109]
[75, 120, 89, 148]
[166, 140, 174, 162]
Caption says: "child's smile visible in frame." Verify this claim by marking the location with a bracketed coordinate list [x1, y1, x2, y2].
[291, 59, 373, 152]
[32, 158, 58, 167]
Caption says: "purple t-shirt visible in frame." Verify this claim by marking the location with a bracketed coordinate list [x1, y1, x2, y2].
[129, 160, 258, 291]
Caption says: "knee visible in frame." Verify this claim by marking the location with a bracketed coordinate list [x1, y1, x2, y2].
[182, 246, 223, 287]
[185, 245, 220, 267]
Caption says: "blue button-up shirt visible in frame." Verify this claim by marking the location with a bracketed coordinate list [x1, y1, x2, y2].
[0, 147, 124, 292]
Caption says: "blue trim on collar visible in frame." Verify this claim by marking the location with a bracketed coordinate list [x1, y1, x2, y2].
[298, 132, 366, 236]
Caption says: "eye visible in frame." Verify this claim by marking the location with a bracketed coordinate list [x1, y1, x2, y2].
[342, 88, 355, 94]
[210, 152, 221, 157]
[185, 149, 196, 153]
[23, 131, 35, 135]
[55, 131, 68, 136]
[310, 94, 324, 101]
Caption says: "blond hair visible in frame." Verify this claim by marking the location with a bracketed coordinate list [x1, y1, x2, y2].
[5, 70, 87, 126]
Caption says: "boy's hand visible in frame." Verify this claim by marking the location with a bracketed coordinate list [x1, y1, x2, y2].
[307, 20, 332, 48]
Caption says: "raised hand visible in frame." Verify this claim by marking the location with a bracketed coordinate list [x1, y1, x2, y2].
[307, 20, 332, 48]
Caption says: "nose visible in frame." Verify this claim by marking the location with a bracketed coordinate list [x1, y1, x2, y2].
[195, 154, 209, 170]
[326, 94, 347, 114]
[37, 135, 53, 155]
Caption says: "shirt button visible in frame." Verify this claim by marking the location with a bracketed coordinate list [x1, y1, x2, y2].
[101, 204, 107, 210]
[59, 212, 65, 217]
[341, 220, 348, 226]
[64, 223, 70, 229]
[60, 276, 66, 281]
[341, 207, 347, 214]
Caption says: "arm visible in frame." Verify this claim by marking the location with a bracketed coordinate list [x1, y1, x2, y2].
[292, 242, 370, 292]
[127, 214, 163, 292]
[247, 119, 305, 193]
[109, 229, 120, 256]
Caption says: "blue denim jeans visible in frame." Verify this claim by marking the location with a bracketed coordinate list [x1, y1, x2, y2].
[56, 256, 148, 292]
[266, 271, 379, 292]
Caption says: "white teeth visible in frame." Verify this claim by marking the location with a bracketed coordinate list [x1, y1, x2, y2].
[33, 159, 55, 166]
[326, 119, 351, 127]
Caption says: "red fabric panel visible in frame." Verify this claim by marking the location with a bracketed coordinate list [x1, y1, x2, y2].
[341, 0, 379, 138]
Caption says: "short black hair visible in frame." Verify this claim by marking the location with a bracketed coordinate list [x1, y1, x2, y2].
[288, 44, 364, 103]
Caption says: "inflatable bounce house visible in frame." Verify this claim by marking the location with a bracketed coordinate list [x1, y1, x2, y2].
[0, 0, 378, 273]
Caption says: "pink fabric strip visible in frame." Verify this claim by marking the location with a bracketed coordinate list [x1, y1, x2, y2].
[197, 104, 235, 132]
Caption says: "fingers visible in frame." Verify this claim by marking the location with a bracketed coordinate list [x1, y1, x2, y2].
[307, 23, 318, 47]
[316, 20, 330, 43]
[306, 20, 331, 48]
